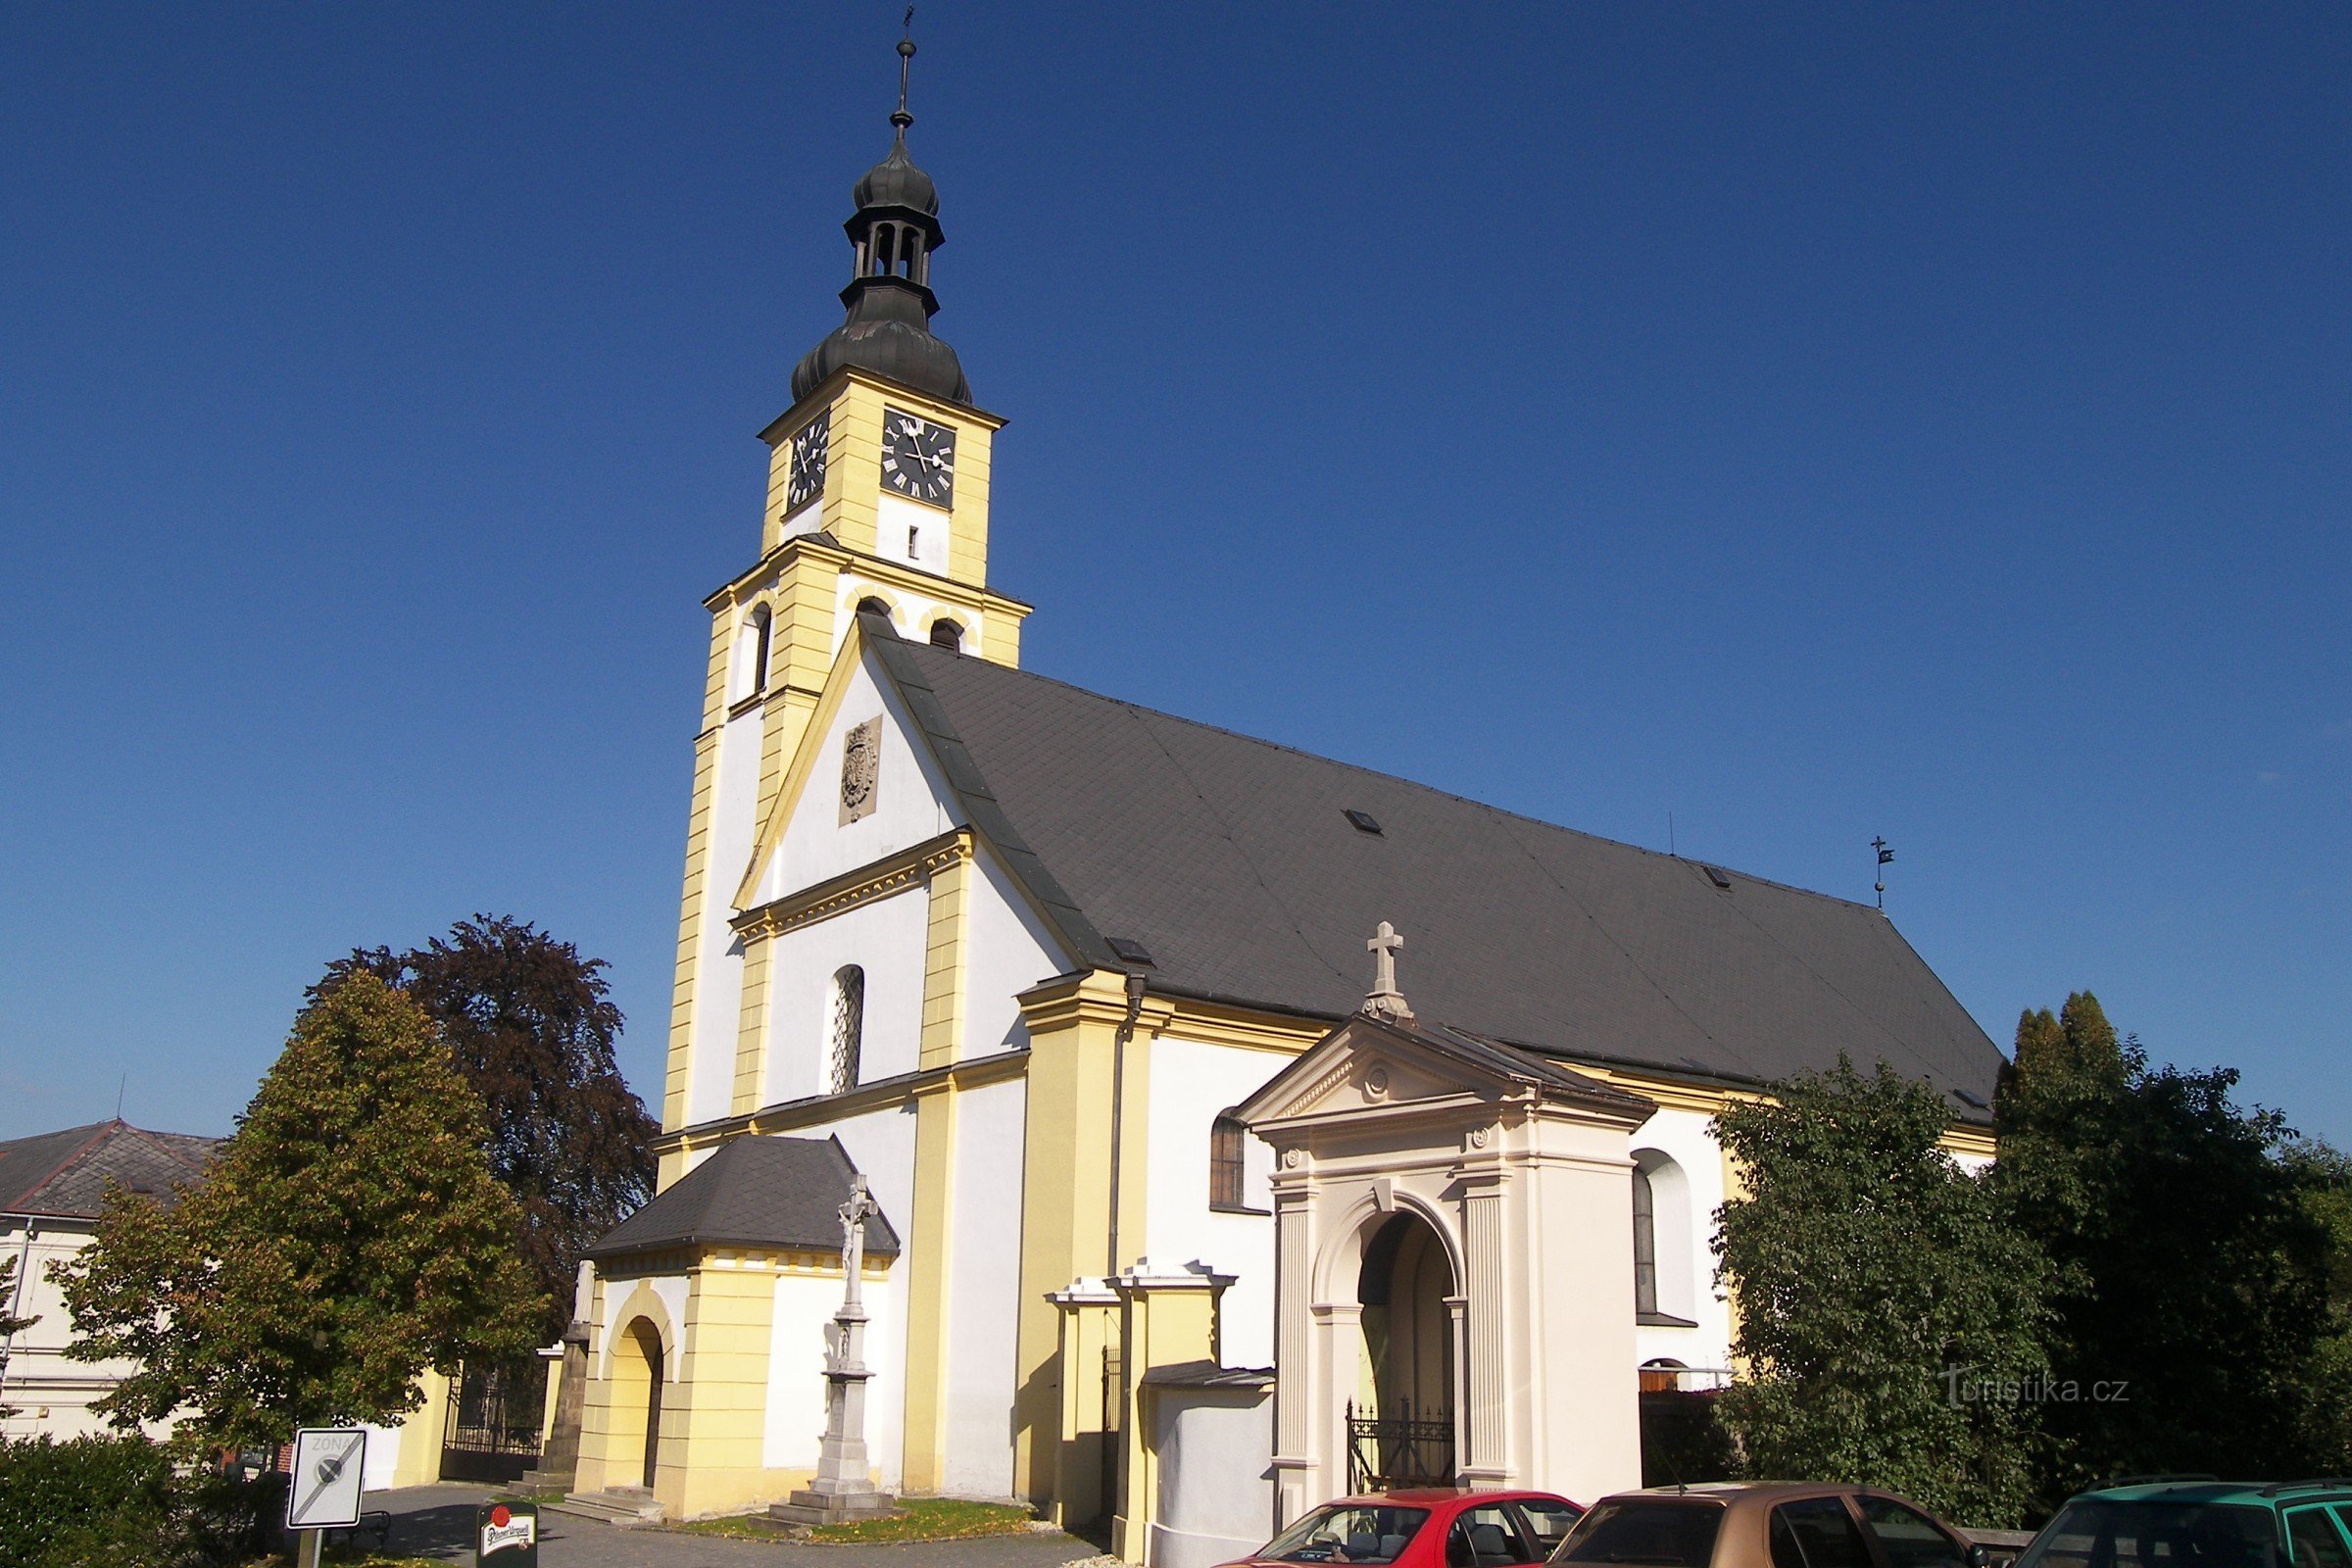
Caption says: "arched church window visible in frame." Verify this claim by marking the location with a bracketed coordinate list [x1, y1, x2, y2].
[929, 618, 962, 653]
[1632, 1164, 1659, 1317]
[749, 606, 772, 695]
[730, 605, 773, 703]
[1209, 1112, 1247, 1210]
[857, 596, 890, 619]
[828, 966, 864, 1095]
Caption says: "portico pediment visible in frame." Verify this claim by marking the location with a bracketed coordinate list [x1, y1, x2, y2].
[1234, 1009, 1654, 1134]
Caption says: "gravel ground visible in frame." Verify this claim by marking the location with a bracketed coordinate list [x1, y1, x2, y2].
[364, 1486, 1107, 1568]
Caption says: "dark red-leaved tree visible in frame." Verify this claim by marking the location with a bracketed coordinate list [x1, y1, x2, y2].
[316, 916, 658, 1343]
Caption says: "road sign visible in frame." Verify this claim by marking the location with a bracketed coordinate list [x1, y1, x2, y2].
[285, 1427, 368, 1530]
[477, 1500, 539, 1567]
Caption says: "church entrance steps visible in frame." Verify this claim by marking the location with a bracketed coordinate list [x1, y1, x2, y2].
[549, 1486, 666, 1527]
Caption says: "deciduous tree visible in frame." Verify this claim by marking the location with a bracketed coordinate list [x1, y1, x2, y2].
[55, 974, 544, 1450]
[318, 916, 656, 1342]
[0, 1253, 34, 1420]
[1993, 994, 2334, 1487]
[1715, 1055, 2050, 1525]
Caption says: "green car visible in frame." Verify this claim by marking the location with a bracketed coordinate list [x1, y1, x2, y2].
[2016, 1479, 2352, 1568]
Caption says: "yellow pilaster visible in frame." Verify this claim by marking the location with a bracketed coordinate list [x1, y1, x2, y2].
[729, 930, 775, 1116]
[669, 1256, 780, 1519]
[1008, 971, 1167, 1506]
[1109, 1266, 1233, 1562]
[1049, 1282, 1120, 1531]
[919, 848, 974, 1069]
[898, 1076, 959, 1493]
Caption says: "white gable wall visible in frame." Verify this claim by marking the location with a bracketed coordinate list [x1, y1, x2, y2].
[754, 651, 963, 907]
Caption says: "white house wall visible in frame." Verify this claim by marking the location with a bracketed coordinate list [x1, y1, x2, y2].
[760, 888, 932, 1103]
[939, 1075, 1028, 1494]
[755, 654, 962, 906]
[1141, 1035, 1284, 1370]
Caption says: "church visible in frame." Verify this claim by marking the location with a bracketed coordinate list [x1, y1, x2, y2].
[565, 40, 2005, 1566]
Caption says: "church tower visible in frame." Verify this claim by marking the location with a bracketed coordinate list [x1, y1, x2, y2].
[662, 37, 1030, 1138]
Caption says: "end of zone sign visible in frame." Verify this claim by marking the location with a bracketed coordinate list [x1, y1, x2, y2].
[285, 1428, 368, 1530]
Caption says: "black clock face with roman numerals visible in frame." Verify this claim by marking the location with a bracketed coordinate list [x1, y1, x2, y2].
[880, 408, 955, 509]
[787, 411, 829, 512]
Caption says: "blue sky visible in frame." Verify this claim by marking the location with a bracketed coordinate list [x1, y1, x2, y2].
[2, 4, 2345, 1146]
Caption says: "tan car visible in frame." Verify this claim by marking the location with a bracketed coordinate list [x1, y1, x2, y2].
[1549, 1484, 1991, 1568]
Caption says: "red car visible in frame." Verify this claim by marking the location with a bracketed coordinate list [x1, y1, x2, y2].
[1227, 1490, 1587, 1568]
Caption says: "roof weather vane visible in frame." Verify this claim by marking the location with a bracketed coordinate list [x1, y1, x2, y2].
[1873, 836, 1894, 909]
[894, 8, 916, 134]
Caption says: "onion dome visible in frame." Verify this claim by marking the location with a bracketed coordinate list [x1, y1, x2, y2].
[790, 34, 972, 407]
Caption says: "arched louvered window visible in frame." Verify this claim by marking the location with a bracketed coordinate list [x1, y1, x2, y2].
[1209, 1112, 1248, 1211]
[749, 607, 772, 695]
[828, 966, 864, 1095]
[929, 618, 963, 653]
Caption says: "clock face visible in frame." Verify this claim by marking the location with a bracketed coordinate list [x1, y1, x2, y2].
[880, 408, 955, 509]
[787, 411, 829, 512]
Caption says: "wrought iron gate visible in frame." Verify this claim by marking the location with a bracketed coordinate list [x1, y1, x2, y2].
[441, 1358, 548, 1484]
[1346, 1399, 1455, 1491]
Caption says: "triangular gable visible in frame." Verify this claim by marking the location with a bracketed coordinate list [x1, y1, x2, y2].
[733, 613, 1116, 970]
[1237, 1010, 1655, 1131]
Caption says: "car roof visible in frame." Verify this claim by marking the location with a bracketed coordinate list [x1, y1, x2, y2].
[1326, 1490, 1569, 1507]
[2079, 1482, 2352, 1509]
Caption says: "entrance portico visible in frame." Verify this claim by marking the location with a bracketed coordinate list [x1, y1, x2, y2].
[1236, 990, 1657, 1522]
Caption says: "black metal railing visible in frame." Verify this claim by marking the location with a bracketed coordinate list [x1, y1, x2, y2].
[1347, 1399, 1455, 1491]
[440, 1359, 548, 1484]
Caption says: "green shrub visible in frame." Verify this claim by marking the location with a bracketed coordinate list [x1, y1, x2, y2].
[0, 1434, 176, 1567]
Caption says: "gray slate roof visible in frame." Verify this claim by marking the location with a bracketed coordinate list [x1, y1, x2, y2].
[587, 1135, 901, 1260]
[0, 1120, 219, 1219]
[865, 622, 2004, 1114]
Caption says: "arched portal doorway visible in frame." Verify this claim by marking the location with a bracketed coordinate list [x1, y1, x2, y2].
[1348, 1211, 1456, 1489]
[610, 1318, 665, 1491]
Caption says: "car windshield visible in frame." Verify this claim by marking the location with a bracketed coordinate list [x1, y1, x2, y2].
[1261, 1504, 1434, 1565]
[1553, 1500, 1725, 1568]
[2017, 1501, 2282, 1568]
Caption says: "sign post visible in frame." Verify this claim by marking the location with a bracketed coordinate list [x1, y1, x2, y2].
[285, 1427, 368, 1568]
[476, 1500, 539, 1568]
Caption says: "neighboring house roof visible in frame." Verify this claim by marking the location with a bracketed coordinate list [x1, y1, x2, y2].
[859, 618, 2005, 1114]
[586, 1135, 901, 1260]
[0, 1119, 220, 1219]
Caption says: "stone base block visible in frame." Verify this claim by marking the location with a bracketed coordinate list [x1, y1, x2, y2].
[769, 1490, 900, 1527]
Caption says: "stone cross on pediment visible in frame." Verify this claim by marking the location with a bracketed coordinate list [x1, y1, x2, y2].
[1363, 921, 1413, 1022]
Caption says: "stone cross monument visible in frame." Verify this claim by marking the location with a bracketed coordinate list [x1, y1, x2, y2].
[772, 1175, 898, 1525]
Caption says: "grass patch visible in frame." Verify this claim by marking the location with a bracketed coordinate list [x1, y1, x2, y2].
[673, 1495, 1041, 1545]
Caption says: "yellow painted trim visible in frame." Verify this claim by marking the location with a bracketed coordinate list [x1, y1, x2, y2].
[898, 1077, 958, 1492]
[729, 927, 775, 1116]
[730, 622, 872, 911]
[733, 831, 973, 945]
[655, 1047, 1029, 1158]
[918, 851, 974, 1069]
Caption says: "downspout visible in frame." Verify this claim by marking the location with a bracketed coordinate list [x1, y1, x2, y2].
[1104, 970, 1148, 1277]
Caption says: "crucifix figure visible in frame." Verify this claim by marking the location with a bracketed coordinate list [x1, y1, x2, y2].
[774, 1172, 894, 1522]
[1364, 921, 1412, 1021]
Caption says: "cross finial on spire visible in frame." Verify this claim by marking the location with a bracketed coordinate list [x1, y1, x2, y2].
[1364, 921, 1412, 1022]
[892, 9, 916, 137]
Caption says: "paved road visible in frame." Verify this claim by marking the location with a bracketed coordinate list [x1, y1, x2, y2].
[364, 1486, 1109, 1568]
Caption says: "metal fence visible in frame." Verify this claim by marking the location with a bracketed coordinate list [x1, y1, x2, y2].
[440, 1359, 548, 1485]
[1346, 1399, 1455, 1491]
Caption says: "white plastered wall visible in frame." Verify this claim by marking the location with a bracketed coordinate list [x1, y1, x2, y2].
[874, 494, 951, 577]
[939, 1075, 1028, 1494]
[754, 654, 962, 906]
[1628, 1105, 1734, 1373]
[960, 847, 1067, 1059]
[1140, 1036, 1286, 1370]
[764, 1265, 904, 1488]
[760, 888, 931, 1104]
[685, 699, 765, 1126]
